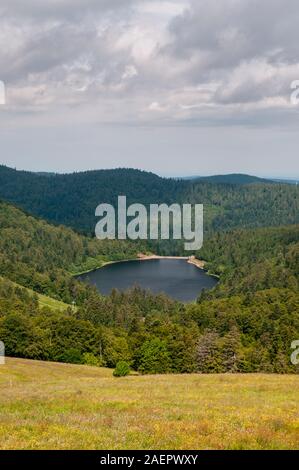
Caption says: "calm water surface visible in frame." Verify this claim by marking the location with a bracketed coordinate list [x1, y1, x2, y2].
[78, 259, 217, 302]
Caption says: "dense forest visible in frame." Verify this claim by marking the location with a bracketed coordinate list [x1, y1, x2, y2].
[0, 166, 298, 238]
[1, 274, 298, 374]
[0, 195, 298, 374]
[0, 201, 145, 303]
[198, 225, 299, 297]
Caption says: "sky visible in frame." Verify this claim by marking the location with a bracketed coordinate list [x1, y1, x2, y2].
[0, 0, 299, 177]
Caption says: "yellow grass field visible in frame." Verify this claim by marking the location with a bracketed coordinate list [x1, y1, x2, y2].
[0, 358, 298, 450]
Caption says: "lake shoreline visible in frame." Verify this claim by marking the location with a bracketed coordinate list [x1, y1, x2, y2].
[74, 254, 208, 277]
[137, 253, 206, 270]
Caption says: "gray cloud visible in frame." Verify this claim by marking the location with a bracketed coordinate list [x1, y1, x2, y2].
[165, 0, 299, 109]
[0, 0, 135, 20]
[0, 0, 299, 127]
[168, 0, 299, 66]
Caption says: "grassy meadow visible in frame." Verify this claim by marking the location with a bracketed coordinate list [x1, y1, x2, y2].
[0, 358, 298, 450]
[0, 277, 73, 313]
[33, 291, 74, 312]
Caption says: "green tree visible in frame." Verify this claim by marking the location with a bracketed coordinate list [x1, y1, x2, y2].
[83, 352, 103, 367]
[138, 338, 171, 374]
[57, 348, 83, 364]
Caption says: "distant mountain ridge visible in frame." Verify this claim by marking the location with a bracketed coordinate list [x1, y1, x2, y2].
[181, 174, 299, 185]
[272, 178, 299, 185]
[180, 174, 274, 184]
[0, 165, 298, 236]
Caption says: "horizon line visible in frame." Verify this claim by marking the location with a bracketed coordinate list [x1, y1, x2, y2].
[1, 164, 299, 181]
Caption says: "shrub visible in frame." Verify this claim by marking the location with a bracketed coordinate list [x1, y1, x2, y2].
[113, 361, 130, 377]
[82, 352, 103, 367]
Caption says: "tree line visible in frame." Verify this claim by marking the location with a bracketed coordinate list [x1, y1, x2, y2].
[1, 278, 298, 374]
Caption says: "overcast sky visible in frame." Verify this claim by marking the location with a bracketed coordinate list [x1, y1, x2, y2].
[0, 0, 299, 177]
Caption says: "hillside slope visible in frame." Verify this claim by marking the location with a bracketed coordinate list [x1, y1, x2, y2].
[0, 200, 142, 302]
[0, 166, 185, 234]
[0, 358, 298, 450]
[198, 224, 299, 296]
[0, 276, 71, 312]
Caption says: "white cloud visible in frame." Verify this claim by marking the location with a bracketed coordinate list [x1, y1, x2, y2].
[148, 101, 164, 111]
[122, 65, 138, 80]
[137, 1, 187, 17]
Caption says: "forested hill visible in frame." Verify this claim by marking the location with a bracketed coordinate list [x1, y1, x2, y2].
[189, 174, 273, 184]
[0, 166, 186, 234]
[0, 165, 298, 235]
[198, 224, 299, 297]
[0, 200, 143, 303]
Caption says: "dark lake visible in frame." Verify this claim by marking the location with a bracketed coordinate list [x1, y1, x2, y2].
[78, 259, 218, 302]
